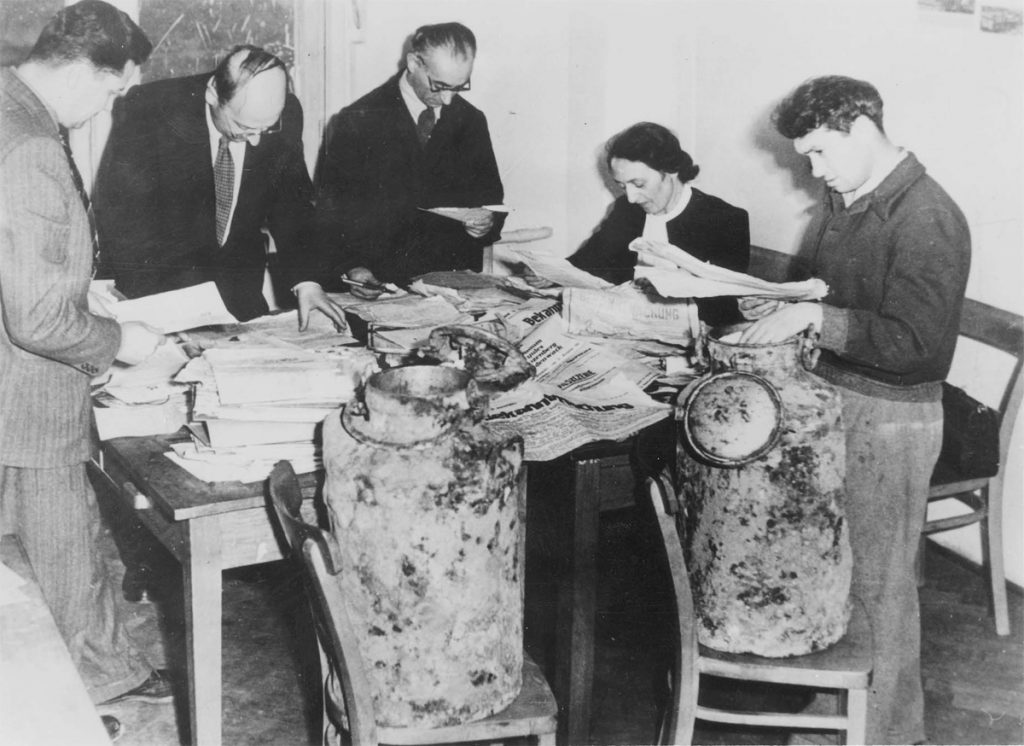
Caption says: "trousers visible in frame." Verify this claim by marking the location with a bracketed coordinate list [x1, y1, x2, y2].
[839, 386, 943, 745]
[0, 463, 152, 703]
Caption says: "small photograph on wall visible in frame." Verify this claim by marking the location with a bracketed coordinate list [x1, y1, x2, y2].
[980, 1, 1023, 32]
[917, 0, 976, 12]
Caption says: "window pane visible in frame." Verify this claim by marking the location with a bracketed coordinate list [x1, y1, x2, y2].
[139, 0, 296, 83]
[0, 0, 64, 67]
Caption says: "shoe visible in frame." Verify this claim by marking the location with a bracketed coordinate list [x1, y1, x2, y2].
[101, 669, 173, 704]
[101, 714, 123, 742]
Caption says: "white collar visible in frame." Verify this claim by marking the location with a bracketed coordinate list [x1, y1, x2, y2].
[648, 182, 693, 223]
[399, 69, 441, 124]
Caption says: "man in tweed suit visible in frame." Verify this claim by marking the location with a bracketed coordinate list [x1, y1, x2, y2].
[0, 1, 171, 726]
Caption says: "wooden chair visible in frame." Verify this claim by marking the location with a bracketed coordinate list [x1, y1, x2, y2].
[645, 471, 873, 746]
[922, 297, 1024, 637]
[267, 460, 558, 746]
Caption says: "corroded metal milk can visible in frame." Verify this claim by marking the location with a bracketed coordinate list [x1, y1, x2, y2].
[322, 329, 530, 728]
[676, 330, 852, 656]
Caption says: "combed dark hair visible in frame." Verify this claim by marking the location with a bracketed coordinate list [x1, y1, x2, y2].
[606, 122, 700, 181]
[773, 75, 885, 139]
[409, 22, 477, 58]
[211, 45, 288, 105]
[27, 0, 151, 72]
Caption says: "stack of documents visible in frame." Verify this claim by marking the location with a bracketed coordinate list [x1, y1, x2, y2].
[92, 342, 192, 440]
[170, 346, 377, 483]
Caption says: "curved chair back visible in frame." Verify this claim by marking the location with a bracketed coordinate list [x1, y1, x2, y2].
[268, 461, 378, 746]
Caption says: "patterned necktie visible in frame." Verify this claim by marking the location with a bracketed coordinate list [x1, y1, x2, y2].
[214, 136, 234, 245]
[59, 127, 101, 274]
[416, 107, 436, 146]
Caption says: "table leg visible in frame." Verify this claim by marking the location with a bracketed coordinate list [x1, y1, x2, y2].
[556, 456, 601, 746]
[184, 516, 223, 746]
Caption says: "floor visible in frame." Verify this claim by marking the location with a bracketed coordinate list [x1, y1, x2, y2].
[98, 505, 1023, 746]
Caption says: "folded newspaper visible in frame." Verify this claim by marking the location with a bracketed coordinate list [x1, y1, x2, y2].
[629, 237, 828, 300]
[562, 284, 698, 345]
[485, 310, 670, 461]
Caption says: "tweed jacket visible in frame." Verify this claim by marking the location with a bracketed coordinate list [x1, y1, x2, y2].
[0, 68, 121, 467]
[93, 74, 325, 321]
[569, 189, 751, 327]
[313, 72, 504, 284]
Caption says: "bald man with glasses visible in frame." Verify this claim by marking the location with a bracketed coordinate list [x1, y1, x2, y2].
[314, 22, 505, 298]
[94, 45, 345, 327]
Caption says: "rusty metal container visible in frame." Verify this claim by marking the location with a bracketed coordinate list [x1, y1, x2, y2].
[322, 362, 526, 727]
[676, 330, 852, 656]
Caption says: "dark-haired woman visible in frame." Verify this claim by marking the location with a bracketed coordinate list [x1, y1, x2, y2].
[569, 121, 750, 327]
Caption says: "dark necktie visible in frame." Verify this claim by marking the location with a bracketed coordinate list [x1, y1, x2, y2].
[59, 127, 100, 274]
[214, 136, 234, 245]
[416, 107, 436, 146]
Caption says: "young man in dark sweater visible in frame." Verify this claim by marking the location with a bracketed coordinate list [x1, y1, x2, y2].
[740, 75, 970, 745]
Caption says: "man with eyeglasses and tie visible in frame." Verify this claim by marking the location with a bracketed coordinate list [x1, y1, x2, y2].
[94, 45, 346, 327]
[314, 22, 504, 298]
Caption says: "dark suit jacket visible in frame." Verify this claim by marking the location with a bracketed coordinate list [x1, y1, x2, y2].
[569, 189, 750, 327]
[1, 68, 121, 466]
[94, 74, 324, 321]
[314, 73, 504, 284]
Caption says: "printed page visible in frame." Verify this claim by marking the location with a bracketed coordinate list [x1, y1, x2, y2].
[563, 285, 698, 345]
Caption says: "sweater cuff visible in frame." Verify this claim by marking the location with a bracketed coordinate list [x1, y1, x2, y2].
[819, 304, 849, 353]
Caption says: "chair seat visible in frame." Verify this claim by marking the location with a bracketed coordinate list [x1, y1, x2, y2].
[369, 653, 558, 746]
[929, 458, 990, 495]
[699, 597, 873, 690]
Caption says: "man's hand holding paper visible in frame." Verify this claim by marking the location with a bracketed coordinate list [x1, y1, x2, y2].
[629, 237, 828, 301]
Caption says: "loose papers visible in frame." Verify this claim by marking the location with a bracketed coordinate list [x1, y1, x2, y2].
[108, 282, 238, 333]
[486, 312, 670, 461]
[345, 294, 468, 328]
[502, 246, 615, 290]
[630, 238, 828, 301]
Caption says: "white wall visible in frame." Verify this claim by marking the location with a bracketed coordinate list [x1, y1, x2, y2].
[339, 0, 1023, 584]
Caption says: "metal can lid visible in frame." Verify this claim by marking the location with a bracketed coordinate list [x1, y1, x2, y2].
[678, 371, 782, 467]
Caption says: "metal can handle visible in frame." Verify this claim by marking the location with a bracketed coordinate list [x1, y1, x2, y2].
[800, 325, 821, 371]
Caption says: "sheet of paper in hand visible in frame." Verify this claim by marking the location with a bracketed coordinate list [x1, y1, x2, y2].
[629, 238, 828, 301]
[419, 205, 510, 224]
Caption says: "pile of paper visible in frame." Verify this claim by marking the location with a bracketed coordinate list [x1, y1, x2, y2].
[486, 302, 671, 461]
[170, 345, 378, 483]
[92, 343, 192, 440]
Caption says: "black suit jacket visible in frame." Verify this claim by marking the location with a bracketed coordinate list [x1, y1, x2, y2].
[569, 189, 750, 327]
[313, 73, 504, 284]
[94, 74, 324, 321]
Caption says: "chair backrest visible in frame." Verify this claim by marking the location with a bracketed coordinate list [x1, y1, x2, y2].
[646, 471, 701, 746]
[955, 298, 1024, 470]
[267, 461, 379, 746]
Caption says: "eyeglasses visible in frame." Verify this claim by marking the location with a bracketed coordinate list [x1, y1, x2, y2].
[416, 55, 471, 93]
[235, 117, 282, 137]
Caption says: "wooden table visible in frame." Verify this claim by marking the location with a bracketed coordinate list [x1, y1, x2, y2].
[91, 429, 654, 746]
[1, 535, 111, 746]
[89, 434, 320, 746]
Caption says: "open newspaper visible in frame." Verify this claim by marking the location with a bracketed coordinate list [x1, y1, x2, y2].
[485, 309, 670, 461]
[629, 237, 828, 300]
